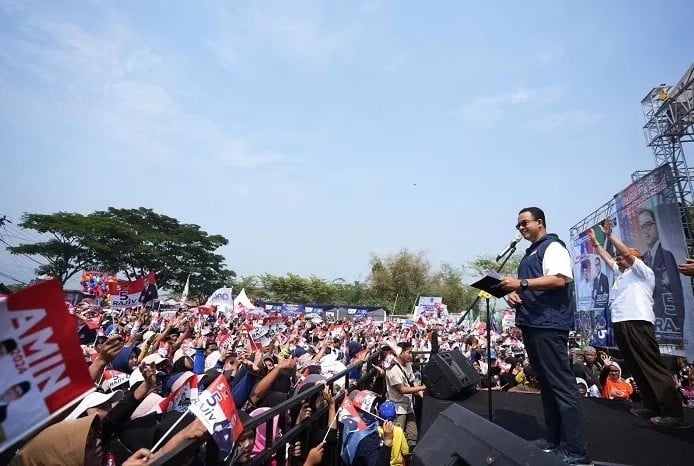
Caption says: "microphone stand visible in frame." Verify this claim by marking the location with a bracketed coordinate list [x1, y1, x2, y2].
[457, 245, 518, 326]
[457, 245, 518, 422]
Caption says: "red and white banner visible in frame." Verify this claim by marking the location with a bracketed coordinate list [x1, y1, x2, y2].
[0, 280, 94, 453]
[159, 373, 199, 413]
[189, 374, 244, 453]
[109, 272, 157, 308]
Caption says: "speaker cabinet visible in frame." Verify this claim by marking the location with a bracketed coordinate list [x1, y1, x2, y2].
[412, 404, 563, 466]
[422, 350, 480, 400]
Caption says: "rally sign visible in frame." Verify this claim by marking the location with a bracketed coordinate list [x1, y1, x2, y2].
[101, 370, 129, 392]
[110, 273, 157, 308]
[159, 373, 199, 413]
[189, 374, 244, 453]
[249, 326, 271, 348]
[0, 280, 94, 453]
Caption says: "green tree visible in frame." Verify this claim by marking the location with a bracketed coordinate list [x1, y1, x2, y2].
[368, 249, 432, 314]
[8, 208, 235, 296]
[7, 212, 97, 284]
[467, 252, 523, 278]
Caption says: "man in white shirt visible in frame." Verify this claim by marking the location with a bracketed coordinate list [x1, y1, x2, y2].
[589, 219, 686, 428]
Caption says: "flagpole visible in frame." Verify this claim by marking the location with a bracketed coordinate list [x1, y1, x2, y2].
[322, 409, 340, 442]
[151, 411, 188, 453]
[391, 293, 398, 319]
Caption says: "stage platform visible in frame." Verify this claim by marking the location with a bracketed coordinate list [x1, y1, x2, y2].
[419, 391, 694, 466]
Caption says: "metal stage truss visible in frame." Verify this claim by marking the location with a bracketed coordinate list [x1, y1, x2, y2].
[570, 63, 694, 355]
[640, 63, 694, 254]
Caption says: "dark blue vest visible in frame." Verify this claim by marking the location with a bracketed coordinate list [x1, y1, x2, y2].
[516, 233, 573, 330]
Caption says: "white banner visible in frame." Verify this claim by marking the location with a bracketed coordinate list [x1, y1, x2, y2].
[206, 287, 234, 314]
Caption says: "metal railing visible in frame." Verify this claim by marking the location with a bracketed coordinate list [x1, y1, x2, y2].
[246, 352, 380, 466]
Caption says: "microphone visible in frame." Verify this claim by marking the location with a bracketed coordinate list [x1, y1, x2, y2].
[496, 233, 522, 262]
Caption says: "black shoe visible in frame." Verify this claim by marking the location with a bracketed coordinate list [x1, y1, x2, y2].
[529, 438, 558, 452]
[629, 407, 657, 419]
[650, 416, 690, 429]
[549, 447, 594, 465]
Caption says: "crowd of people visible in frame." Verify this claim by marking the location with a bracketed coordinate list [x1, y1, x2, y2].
[1, 290, 691, 466]
[2, 207, 694, 466]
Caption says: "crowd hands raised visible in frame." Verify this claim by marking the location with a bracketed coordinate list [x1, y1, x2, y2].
[5, 300, 693, 466]
[3, 304, 454, 466]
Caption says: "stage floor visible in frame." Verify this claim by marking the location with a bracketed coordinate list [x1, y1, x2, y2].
[420, 391, 694, 466]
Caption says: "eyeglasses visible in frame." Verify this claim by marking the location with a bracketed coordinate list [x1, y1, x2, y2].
[639, 221, 656, 232]
[609, 369, 620, 373]
[516, 219, 538, 230]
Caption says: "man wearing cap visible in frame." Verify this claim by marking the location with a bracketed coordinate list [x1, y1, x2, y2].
[589, 219, 687, 428]
[573, 346, 602, 391]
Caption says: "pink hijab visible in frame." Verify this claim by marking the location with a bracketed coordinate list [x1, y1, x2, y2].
[250, 407, 281, 462]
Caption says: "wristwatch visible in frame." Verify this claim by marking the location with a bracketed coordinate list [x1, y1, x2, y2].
[520, 279, 529, 290]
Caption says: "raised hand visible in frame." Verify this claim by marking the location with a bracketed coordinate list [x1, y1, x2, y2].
[382, 421, 394, 446]
[600, 219, 613, 236]
[98, 335, 124, 364]
[304, 441, 325, 466]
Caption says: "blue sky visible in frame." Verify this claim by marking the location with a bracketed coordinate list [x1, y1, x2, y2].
[1, 0, 693, 286]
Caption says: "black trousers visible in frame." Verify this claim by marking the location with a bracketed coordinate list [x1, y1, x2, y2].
[521, 326, 586, 455]
[613, 320, 683, 418]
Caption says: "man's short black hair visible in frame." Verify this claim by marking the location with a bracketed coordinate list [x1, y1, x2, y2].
[397, 342, 413, 352]
[519, 207, 546, 227]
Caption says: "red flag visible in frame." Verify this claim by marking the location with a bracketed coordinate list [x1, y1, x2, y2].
[189, 374, 244, 452]
[0, 280, 94, 453]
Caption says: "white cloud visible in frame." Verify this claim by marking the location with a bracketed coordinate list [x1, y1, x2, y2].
[459, 88, 557, 125]
[206, 2, 345, 70]
[458, 86, 601, 130]
[1, 18, 293, 171]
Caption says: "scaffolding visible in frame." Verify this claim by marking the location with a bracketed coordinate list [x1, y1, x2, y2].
[570, 63, 694, 354]
[640, 63, 694, 254]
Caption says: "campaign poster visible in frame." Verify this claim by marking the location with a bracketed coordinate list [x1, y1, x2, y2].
[109, 272, 157, 308]
[570, 220, 620, 347]
[614, 164, 694, 355]
[0, 280, 94, 453]
[415, 297, 442, 318]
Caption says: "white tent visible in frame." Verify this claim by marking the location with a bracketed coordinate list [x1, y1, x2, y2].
[233, 288, 254, 310]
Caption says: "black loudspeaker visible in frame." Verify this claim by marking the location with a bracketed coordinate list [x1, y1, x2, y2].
[412, 404, 564, 466]
[422, 350, 480, 400]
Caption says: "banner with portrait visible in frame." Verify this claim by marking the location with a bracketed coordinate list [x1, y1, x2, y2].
[570, 221, 619, 347]
[614, 164, 694, 353]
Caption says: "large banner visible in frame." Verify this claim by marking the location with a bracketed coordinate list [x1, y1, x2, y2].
[571, 221, 619, 347]
[571, 164, 694, 357]
[614, 165, 694, 353]
[109, 272, 157, 308]
[0, 280, 94, 452]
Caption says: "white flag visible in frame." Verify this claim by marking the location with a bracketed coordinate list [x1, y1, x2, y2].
[180, 275, 190, 306]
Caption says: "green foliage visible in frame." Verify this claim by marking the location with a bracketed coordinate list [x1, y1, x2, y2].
[467, 252, 523, 278]
[8, 209, 520, 313]
[8, 208, 234, 299]
[7, 212, 97, 283]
